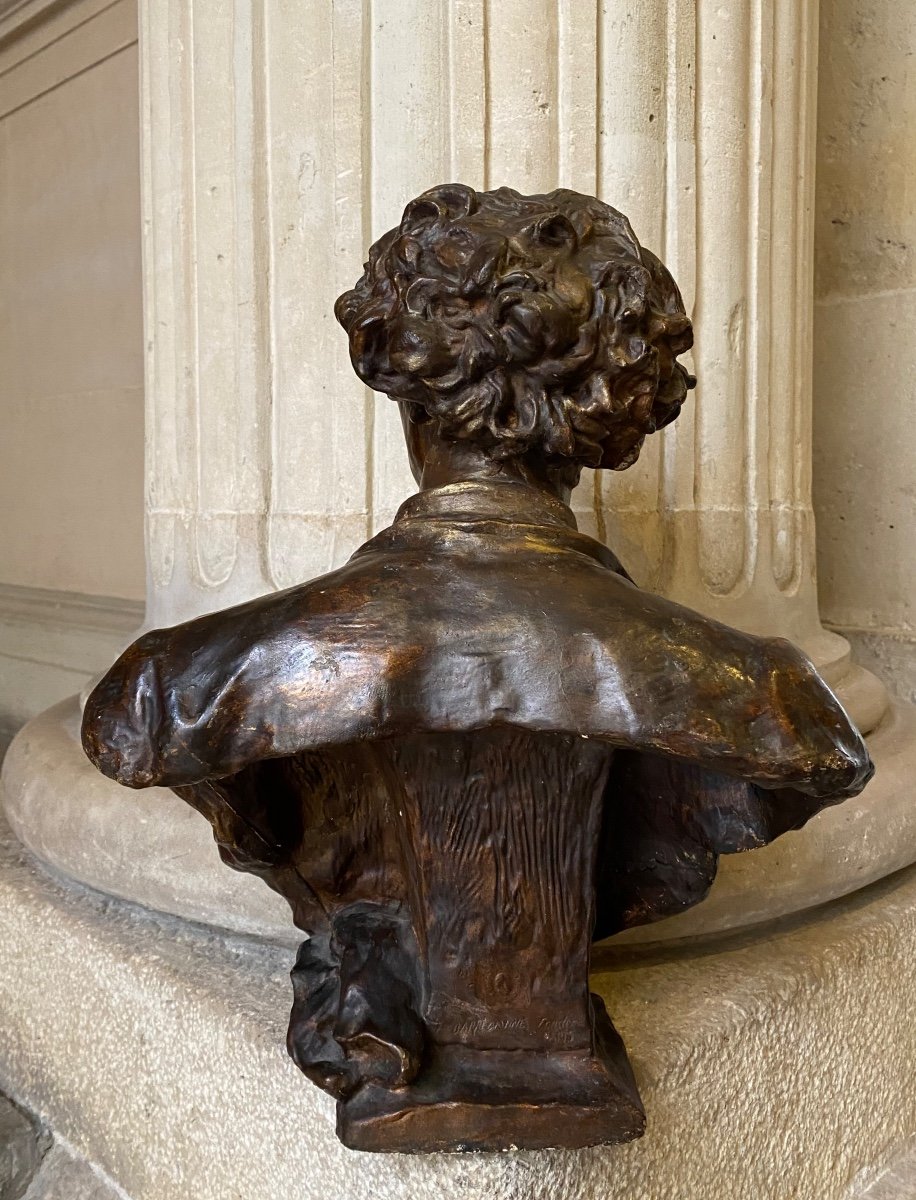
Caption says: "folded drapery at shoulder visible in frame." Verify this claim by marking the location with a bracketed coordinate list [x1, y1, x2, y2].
[82, 479, 873, 936]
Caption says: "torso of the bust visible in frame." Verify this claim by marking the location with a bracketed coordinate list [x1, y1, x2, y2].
[274, 728, 614, 1049]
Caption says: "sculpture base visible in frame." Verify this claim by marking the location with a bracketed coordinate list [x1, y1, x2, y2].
[338, 1008, 645, 1153]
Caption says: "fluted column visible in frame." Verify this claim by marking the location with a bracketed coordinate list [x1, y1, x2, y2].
[140, 0, 886, 736]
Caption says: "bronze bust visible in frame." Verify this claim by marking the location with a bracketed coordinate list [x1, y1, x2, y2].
[82, 185, 873, 1153]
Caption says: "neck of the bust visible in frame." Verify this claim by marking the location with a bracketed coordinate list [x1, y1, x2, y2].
[410, 432, 583, 506]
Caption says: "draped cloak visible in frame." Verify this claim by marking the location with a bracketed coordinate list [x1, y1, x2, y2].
[82, 478, 873, 939]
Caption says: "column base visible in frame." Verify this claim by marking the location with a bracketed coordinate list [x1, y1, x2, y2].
[4, 694, 916, 943]
[615, 699, 916, 942]
[0, 696, 297, 943]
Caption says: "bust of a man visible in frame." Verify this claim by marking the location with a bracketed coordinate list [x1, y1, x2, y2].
[82, 184, 872, 1153]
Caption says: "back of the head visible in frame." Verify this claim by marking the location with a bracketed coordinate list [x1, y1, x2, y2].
[336, 183, 695, 472]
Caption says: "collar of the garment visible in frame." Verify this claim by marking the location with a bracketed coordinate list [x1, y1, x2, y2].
[393, 478, 579, 531]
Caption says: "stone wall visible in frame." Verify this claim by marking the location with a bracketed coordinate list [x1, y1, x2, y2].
[0, 0, 145, 749]
[814, 0, 916, 702]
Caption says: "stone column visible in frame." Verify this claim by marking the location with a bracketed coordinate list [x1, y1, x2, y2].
[142, 0, 890, 730]
[4, 0, 915, 943]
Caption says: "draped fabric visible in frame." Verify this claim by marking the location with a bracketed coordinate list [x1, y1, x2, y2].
[83, 478, 872, 937]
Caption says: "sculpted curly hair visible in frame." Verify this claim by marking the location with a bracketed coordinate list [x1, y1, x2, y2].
[335, 184, 695, 471]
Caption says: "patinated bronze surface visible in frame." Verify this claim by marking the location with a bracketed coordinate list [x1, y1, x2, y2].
[82, 185, 873, 1154]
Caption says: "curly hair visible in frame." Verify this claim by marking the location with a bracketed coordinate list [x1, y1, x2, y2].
[335, 184, 695, 470]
